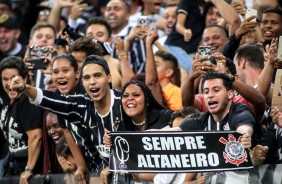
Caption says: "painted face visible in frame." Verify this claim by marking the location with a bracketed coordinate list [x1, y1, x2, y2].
[1, 68, 22, 101]
[86, 24, 110, 43]
[154, 55, 168, 82]
[46, 112, 63, 145]
[82, 64, 111, 102]
[105, 0, 129, 32]
[72, 51, 87, 71]
[205, 7, 221, 26]
[203, 79, 233, 116]
[260, 12, 282, 41]
[52, 58, 79, 95]
[202, 27, 228, 54]
[30, 27, 55, 46]
[163, 6, 177, 35]
[122, 84, 146, 121]
[0, 27, 20, 52]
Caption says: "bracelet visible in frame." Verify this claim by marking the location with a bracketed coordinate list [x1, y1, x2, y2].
[17, 83, 26, 93]
[118, 53, 128, 60]
[24, 166, 33, 173]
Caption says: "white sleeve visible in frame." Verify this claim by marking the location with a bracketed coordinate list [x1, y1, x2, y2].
[29, 87, 43, 105]
[154, 173, 186, 184]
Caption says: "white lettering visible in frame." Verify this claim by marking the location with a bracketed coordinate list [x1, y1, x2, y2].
[151, 155, 160, 167]
[161, 155, 171, 168]
[152, 137, 161, 150]
[181, 154, 191, 167]
[184, 137, 197, 149]
[170, 155, 181, 168]
[196, 154, 208, 167]
[160, 137, 176, 150]
[196, 136, 206, 149]
[138, 155, 147, 168]
[142, 137, 153, 150]
[174, 137, 185, 150]
[208, 152, 219, 166]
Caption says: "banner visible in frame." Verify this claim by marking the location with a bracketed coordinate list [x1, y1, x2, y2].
[109, 131, 253, 173]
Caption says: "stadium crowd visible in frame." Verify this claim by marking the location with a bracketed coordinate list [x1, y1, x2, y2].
[1, 0, 282, 183]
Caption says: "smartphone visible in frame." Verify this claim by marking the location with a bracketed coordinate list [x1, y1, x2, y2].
[245, 8, 257, 22]
[278, 36, 282, 60]
[198, 46, 211, 57]
[26, 58, 47, 70]
[137, 16, 149, 29]
[29, 46, 52, 59]
[198, 46, 216, 64]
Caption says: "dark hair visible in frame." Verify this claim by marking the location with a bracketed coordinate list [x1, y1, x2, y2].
[170, 106, 200, 124]
[107, 0, 131, 13]
[226, 58, 236, 76]
[204, 24, 227, 38]
[81, 55, 112, 89]
[87, 17, 112, 37]
[30, 22, 56, 39]
[70, 37, 103, 57]
[121, 80, 166, 129]
[262, 7, 282, 22]
[235, 44, 264, 70]
[201, 72, 233, 92]
[0, 56, 28, 78]
[52, 54, 78, 72]
[155, 50, 181, 87]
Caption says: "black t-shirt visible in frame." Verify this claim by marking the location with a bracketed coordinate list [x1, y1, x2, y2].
[120, 108, 172, 131]
[165, 0, 205, 54]
[179, 103, 255, 131]
[260, 123, 282, 164]
[0, 94, 43, 173]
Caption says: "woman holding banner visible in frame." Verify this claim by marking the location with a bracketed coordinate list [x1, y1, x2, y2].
[104, 80, 205, 184]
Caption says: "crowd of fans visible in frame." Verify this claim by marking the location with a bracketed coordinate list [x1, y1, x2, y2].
[1, 0, 282, 183]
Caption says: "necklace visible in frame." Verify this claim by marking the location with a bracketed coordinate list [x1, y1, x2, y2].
[132, 119, 146, 126]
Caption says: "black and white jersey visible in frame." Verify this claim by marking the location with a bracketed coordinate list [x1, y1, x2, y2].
[32, 88, 123, 168]
[261, 123, 282, 164]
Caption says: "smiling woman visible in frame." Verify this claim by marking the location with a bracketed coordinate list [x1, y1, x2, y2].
[120, 80, 172, 132]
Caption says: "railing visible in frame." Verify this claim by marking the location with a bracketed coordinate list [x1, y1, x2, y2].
[1, 164, 282, 184]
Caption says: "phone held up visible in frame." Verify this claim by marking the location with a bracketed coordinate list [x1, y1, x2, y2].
[26, 58, 47, 70]
[26, 46, 50, 70]
[137, 16, 149, 29]
[197, 46, 216, 65]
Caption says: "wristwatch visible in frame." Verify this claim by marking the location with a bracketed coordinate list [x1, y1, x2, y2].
[25, 166, 33, 173]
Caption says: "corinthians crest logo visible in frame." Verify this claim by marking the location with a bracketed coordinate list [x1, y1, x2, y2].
[219, 134, 248, 166]
[114, 136, 130, 169]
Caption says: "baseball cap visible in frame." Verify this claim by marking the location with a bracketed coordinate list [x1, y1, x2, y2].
[0, 14, 20, 29]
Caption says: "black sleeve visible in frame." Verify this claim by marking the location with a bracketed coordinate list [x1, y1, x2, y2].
[222, 34, 241, 59]
[40, 90, 87, 121]
[260, 123, 278, 164]
[19, 97, 43, 131]
[177, 0, 190, 15]
[179, 118, 200, 131]
[232, 110, 255, 130]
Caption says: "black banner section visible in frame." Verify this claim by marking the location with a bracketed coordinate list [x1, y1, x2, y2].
[109, 131, 253, 173]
